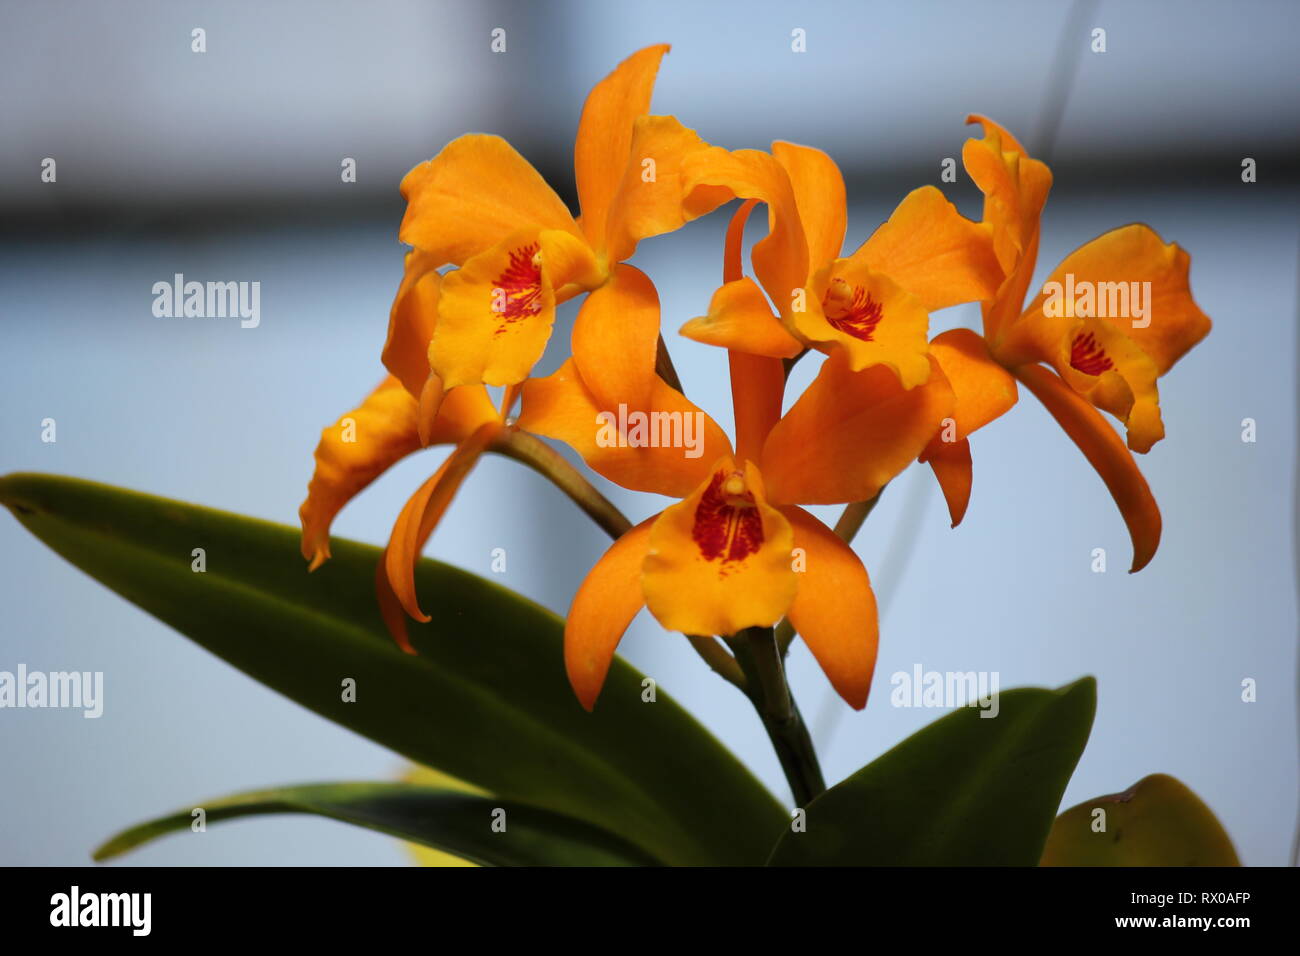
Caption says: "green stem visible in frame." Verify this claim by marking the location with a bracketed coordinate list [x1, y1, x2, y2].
[685, 634, 747, 690]
[492, 428, 632, 540]
[729, 626, 825, 806]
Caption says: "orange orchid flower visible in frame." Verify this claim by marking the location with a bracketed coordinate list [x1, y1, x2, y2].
[676, 145, 1017, 525]
[952, 116, 1211, 570]
[397, 43, 725, 424]
[300, 254, 507, 651]
[678, 142, 1003, 389]
[520, 182, 955, 713]
[300, 44, 724, 652]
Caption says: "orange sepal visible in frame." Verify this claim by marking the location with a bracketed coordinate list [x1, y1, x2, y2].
[850, 185, 1002, 312]
[382, 250, 442, 398]
[761, 353, 955, 506]
[679, 278, 802, 358]
[400, 134, 581, 267]
[574, 44, 671, 256]
[383, 422, 503, 625]
[564, 518, 654, 711]
[299, 376, 422, 571]
[571, 263, 662, 417]
[1015, 363, 1162, 572]
[782, 506, 878, 710]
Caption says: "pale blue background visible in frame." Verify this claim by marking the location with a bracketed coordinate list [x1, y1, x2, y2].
[1, 0, 1296, 865]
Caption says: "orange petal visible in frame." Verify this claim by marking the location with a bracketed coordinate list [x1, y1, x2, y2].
[1009, 223, 1212, 377]
[573, 45, 670, 256]
[400, 134, 582, 267]
[781, 506, 878, 709]
[642, 460, 797, 637]
[423, 381, 501, 446]
[924, 437, 973, 528]
[571, 264, 661, 417]
[382, 249, 442, 398]
[928, 328, 1018, 438]
[1015, 363, 1161, 572]
[683, 147, 809, 319]
[603, 114, 723, 264]
[565, 518, 655, 711]
[384, 423, 503, 624]
[771, 141, 846, 267]
[300, 376, 422, 571]
[518, 358, 730, 498]
[432, 229, 600, 389]
[849, 185, 1002, 312]
[962, 115, 1052, 277]
[375, 548, 417, 655]
[761, 353, 955, 506]
[963, 116, 1053, 341]
[799, 261, 933, 387]
[679, 277, 802, 358]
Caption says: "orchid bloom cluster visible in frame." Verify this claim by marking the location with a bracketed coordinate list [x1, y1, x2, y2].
[299, 45, 1210, 715]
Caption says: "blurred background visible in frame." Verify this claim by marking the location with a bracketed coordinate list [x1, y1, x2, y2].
[1, 0, 1296, 865]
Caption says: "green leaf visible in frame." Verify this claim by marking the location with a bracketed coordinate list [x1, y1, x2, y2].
[1040, 773, 1240, 866]
[94, 781, 661, 866]
[1, 472, 784, 865]
[767, 678, 1096, 866]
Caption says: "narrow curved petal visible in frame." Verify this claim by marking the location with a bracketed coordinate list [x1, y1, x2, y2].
[642, 460, 797, 638]
[761, 353, 955, 506]
[518, 358, 731, 498]
[712, 200, 791, 464]
[850, 185, 1002, 312]
[963, 116, 1053, 341]
[399, 134, 581, 266]
[574, 44, 671, 255]
[300, 376, 422, 571]
[683, 147, 809, 319]
[962, 115, 1052, 277]
[771, 141, 846, 267]
[384, 422, 503, 624]
[1015, 363, 1162, 572]
[782, 506, 878, 710]
[565, 518, 655, 711]
[680, 277, 802, 358]
[382, 249, 442, 398]
[924, 437, 973, 528]
[572, 263, 661, 417]
[603, 114, 722, 264]
[431, 229, 600, 389]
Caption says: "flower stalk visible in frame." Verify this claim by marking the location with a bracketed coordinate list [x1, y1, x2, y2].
[729, 625, 826, 807]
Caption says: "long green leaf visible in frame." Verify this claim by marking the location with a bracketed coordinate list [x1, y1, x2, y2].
[767, 678, 1096, 865]
[1, 472, 784, 865]
[95, 782, 661, 866]
[1040, 773, 1240, 866]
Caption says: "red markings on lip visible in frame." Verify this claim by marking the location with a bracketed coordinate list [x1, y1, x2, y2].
[823, 280, 884, 342]
[1069, 331, 1114, 376]
[491, 242, 542, 332]
[692, 471, 763, 564]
